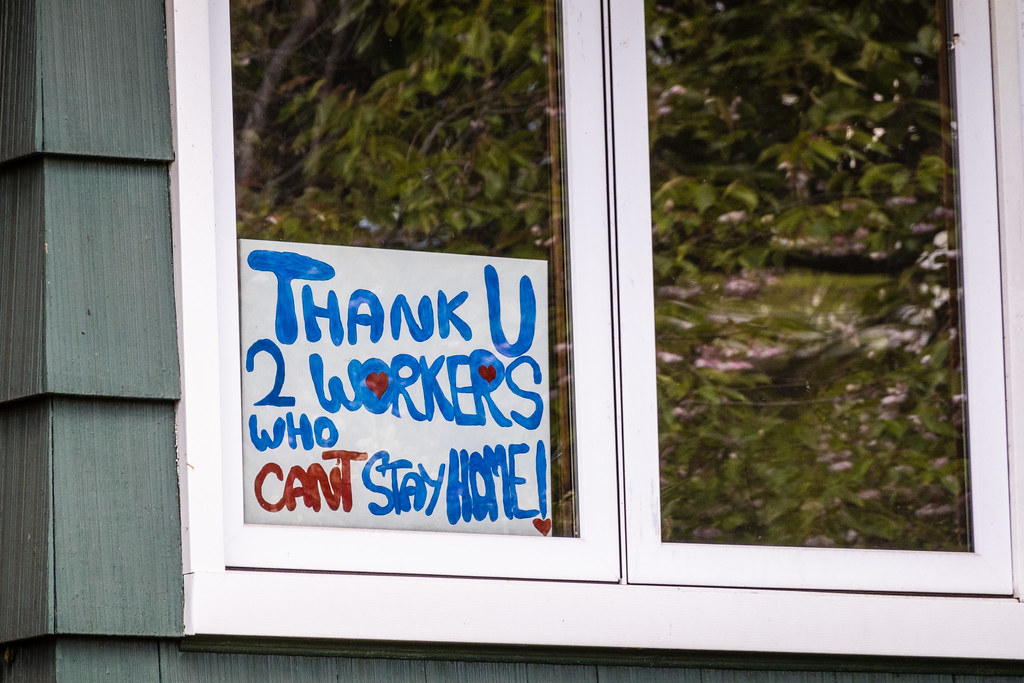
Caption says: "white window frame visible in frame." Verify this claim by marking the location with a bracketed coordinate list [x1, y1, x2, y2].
[615, 0, 1013, 595]
[169, 0, 1024, 659]
[172, 0, 620, 583]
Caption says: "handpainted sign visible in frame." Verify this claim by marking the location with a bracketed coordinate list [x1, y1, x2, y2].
[239, 239, 552, 536]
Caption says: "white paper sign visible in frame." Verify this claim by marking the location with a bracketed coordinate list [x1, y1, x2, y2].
[239, 239, 552, 536]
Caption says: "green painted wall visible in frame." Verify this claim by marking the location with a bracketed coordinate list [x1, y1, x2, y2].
[4, 637, 1024, 682]
[0, 0, 182, 651]
[2, 0, 1024, 679]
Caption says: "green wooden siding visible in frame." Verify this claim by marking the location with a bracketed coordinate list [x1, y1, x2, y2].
[0, 162, 46, 397]
[1, 638, 56, 683]
[4, 638, 1024, 682]
[0, 0, 41, 162]
[42, 159, 178, 400]
[0, 159, 178, 403]
[51, 398, 181, 636]
[0, 0, 182, 652]
[36, 0, 173, 160]
[0, 0, 172, 163]
[0, 401, 52, 641]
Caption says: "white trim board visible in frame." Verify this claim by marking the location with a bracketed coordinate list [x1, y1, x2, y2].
[187, 571, 1024, 659]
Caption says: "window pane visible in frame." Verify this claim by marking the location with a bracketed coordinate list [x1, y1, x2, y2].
[648, 0, 969, 550]
[231, 0, 577, 537]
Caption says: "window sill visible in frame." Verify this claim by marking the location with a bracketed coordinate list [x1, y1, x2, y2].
[186, 570, 1024, 658]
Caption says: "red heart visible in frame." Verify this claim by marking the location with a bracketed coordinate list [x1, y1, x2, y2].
[365, 371, 389, 399]
[532, 518, 551, 536]
[478, 364, 497, 383]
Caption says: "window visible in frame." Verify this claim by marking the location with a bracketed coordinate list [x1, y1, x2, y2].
[170, 0, 1024, 657]
[218, 0, 619, 579]
[616, 0, 1012, 594]
[174, 0, 619, 584]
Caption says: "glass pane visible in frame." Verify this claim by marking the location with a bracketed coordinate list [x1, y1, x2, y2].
[231, 0, 576, 537]
[648, 0, 969, 550]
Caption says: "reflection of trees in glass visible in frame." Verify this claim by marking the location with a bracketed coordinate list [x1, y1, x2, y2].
[232, 0, 557, 258]
[230, 0, 578, 536]
[649, 0, 969, 550]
